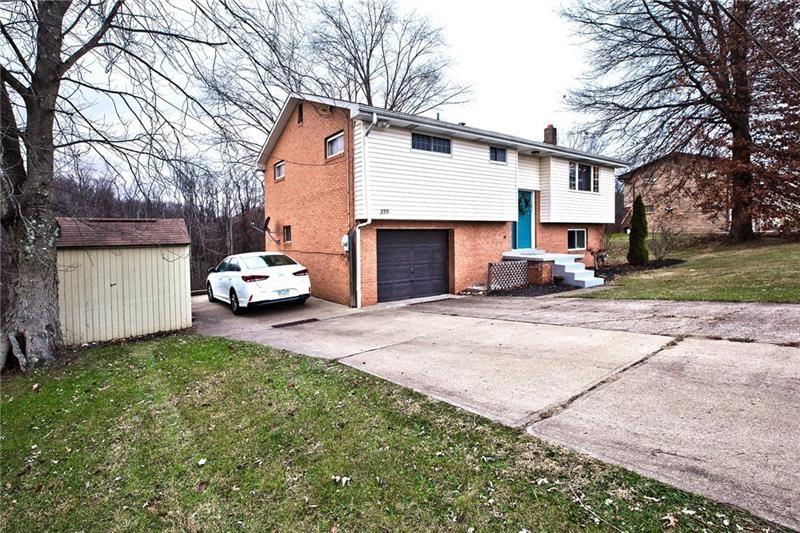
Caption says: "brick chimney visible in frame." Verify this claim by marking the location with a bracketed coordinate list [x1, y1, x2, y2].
[544, 124, 557, 145]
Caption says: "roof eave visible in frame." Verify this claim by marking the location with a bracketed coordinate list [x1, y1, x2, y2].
[352, 108, 628, 167]
[256, 94, 362, 170]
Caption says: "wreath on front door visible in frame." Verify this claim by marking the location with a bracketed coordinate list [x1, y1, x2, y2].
[518, 194, 531, 217]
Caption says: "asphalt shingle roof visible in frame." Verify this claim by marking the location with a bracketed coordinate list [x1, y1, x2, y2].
[56, 218, 190, 248]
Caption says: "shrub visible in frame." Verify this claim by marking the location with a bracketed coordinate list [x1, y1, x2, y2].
[627, 195, 649, 265]
[648, 217, 684, 261]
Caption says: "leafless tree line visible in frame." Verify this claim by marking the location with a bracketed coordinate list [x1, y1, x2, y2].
[50, 155, 264, 291]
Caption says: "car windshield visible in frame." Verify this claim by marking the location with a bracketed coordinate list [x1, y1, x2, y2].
[242, 254, 296, 269]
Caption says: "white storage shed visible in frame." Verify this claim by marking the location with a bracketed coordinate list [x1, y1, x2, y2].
[56, 218, 192, 345]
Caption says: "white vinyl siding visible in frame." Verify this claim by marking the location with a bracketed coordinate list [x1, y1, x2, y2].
[353, 120, 365, 218]
[57, 245, 191, 346]
[517, 154, 541, 191]
[540, 157, 615, 223]
[363, 126, 517, 221]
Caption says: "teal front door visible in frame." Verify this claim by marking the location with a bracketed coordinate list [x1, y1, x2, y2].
[515, 191, 532, 248]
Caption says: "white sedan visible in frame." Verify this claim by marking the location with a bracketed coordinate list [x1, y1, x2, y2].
[206, 252, 311, 314]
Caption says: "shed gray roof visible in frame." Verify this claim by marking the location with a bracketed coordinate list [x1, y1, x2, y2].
[57, 218, 190, 248]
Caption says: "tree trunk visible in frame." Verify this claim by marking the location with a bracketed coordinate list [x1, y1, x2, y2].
[726, 0, 756, 242]
[2, 95, 63, 368]
[728, 131, 756, 242]
[3, 217, 62, 370]
[1, 1, 68, 369]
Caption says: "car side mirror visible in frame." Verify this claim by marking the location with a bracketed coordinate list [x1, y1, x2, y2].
[207, 267, 216, 274]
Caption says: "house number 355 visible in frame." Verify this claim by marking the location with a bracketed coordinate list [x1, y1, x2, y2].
[380, 209, 390, 214]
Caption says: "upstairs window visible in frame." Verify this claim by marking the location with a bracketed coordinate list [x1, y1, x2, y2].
[411, 132, 451, 154]
[490, 146, 507, 162]
[326, 131, 344, 158]
[297, 103, 303, 124]
[569, 162, 598, 192]
[283, 225, 292, 242]
[274, 161, 285, 181]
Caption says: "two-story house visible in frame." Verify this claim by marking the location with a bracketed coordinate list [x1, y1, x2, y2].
[257, 94, 627, 307]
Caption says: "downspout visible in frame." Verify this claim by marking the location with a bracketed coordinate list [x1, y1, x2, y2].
[354, 112, 378, 308]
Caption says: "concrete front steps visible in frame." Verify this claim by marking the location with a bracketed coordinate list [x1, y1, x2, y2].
[552, 256, 604, 288]
[502, 248, 605, 289]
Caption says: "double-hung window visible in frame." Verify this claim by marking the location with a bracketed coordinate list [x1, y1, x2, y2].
[326, 131, 344, 158]
[568, 229, 587, 250]
[489, 146, 507, 162]
[569, 162, 599, 192]
[283, 225, 292, 243]
[411, 132, 451, 154]
[274, 161, 285, 181]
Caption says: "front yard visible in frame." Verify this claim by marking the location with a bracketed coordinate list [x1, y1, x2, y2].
[587, 237, 800, 303]
[0, 335, 778, 531]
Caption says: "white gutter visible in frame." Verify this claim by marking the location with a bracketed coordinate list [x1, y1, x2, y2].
[354, 112, 378, 308]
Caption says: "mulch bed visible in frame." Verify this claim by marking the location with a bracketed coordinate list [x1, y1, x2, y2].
[486, 259, 686, 297]
[594, 259, 685, 281]
[488, 282, 577, 297]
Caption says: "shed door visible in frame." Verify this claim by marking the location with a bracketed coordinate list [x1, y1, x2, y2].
[376, 230, 449, 302]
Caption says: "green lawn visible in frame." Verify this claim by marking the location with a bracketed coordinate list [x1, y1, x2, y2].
[1, 335, 779, 531]
[588, 237, 800, 303]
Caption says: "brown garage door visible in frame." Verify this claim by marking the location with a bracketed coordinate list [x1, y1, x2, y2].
[377, 230, 449, 302]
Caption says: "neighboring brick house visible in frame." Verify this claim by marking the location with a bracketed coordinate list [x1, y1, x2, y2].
[619, 153, 729, 234]
[257, 94, 626, 307]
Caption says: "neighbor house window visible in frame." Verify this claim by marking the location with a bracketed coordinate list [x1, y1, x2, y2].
[569, 162, 598, 192]
[568, 228, 587, 250]
[411, 132, 451, 154]
[283, 225, 292, 242]
[297, 103, 303, 124]
[274, 161, 285, 181]
[326, 131, 344, 158]
[490, 146, 507, 162]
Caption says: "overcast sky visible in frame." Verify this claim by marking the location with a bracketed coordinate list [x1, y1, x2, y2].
[397, 0, 586, 144]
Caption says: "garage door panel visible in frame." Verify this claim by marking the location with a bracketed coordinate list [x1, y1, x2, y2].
[377, 230, 449, 303]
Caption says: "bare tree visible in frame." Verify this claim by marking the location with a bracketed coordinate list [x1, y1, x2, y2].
[1, 0, 224, 369]
[562, 0, 800, 242]
[564, 129, 608, 154]
[190, 0, 306, 172]
[311, 0, 467, 113]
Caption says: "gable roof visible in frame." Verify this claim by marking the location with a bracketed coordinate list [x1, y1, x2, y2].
[57, 218, 190, 249]
[256, 93, 629, 169]
[618, 152, 715, 181]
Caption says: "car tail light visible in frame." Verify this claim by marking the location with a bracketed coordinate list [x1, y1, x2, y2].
[293, 269, 309, 276]
[241, 275, 269, 283]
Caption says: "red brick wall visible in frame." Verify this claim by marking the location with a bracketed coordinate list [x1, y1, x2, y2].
[621, 155, 728, 235]
[533, 192, 604, 266]
[527, 261, 553, 285]
[263, 102, 354, 305]
[359, 220, 511, 306]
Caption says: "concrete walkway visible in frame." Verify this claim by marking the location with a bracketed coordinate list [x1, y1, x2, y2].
[191, 295, 800, 528]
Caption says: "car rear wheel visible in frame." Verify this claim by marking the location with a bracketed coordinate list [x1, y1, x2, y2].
[230, 290, 243, 315]
[207, 283, 216, 302]
[295, 295, 309, 305]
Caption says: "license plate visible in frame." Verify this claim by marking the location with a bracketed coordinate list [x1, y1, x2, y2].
[275, 289, 291, 296]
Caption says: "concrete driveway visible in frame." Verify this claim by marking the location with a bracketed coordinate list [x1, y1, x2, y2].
[191, 295, 800, 529]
